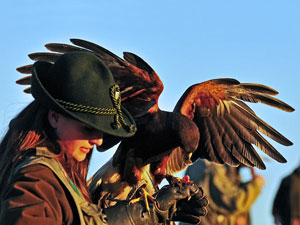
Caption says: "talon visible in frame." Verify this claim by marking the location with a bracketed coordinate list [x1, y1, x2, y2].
[129, 197, 141, 205]
[140, 188, 156, 213]
[128, 187, 156, 214]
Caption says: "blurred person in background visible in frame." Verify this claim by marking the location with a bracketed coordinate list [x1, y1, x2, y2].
[272, 162, 300, 225]
[179, 159, 265, 225]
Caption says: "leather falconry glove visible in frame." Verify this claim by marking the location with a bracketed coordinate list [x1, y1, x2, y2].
[104, 181, 208, 225]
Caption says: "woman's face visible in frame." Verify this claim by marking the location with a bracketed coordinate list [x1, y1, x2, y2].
[48, 110, 103, 162]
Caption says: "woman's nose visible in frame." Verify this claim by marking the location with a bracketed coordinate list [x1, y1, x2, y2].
[89, 132, 103, 146]
[89, 138, 103, 146]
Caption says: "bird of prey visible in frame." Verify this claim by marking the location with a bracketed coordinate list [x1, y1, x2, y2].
[16, 39, 294, 207]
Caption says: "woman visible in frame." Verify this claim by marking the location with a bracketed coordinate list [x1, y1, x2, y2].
[0, 51, 207, 224]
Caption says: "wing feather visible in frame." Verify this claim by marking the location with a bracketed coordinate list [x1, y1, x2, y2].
[45, 43, 85, 53]
[28, 52, 62, 62]
[15, 75, 31, 85]
[172, 78, 293, 172]
[16, 65, 33, 74]
[231, 102, 293, 146]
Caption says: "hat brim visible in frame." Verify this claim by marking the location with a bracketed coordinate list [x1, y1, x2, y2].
[31, 61, 136, 138]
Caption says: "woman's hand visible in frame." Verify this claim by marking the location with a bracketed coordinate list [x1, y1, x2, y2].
[156, 181, 208, 224]
[104, 180, 208, 225]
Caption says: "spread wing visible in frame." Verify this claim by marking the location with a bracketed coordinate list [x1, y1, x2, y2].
[166, 78, 294, 174]
[16, 39, 164, 149]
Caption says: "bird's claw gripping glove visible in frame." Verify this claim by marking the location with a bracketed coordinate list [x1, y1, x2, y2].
[104, 181, 208, 225]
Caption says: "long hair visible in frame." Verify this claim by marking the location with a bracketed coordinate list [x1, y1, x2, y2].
[0, 100, 92, 202]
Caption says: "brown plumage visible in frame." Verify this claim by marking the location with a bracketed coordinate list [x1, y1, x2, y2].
[16, 39, 294, 201]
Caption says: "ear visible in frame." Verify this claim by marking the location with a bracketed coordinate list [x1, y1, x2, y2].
[48, 110, 60, 128]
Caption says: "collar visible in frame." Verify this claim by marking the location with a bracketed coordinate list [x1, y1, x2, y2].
[35, 146, 55, 158]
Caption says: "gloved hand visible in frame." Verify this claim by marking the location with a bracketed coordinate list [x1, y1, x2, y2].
[155, 181, 208, 224]
[104, 181, 208, 225]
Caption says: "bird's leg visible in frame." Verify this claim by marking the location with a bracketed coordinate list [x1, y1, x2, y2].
[127, 183, 141, 202]
[126, 165, 157, 213]
[128, 186, 156, 214]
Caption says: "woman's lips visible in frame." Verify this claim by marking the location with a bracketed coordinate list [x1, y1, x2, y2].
[80, 147, 91, 154]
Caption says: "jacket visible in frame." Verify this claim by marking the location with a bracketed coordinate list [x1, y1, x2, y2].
[0, 147, 106, 225]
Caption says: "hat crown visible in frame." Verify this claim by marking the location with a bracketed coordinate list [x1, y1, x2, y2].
[44, 51, 115, 109]
[31, 51, 136, 137]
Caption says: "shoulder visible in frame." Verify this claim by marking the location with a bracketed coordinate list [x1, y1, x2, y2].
[1, 163, 78, 224]
[11, 147, 63, 187]
[5, 147, 71, 201]
[7, 162, 68, 203]
[16, 163, 61, 185]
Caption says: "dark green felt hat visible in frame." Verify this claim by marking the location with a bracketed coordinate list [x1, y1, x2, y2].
[31, 51, 136, 137]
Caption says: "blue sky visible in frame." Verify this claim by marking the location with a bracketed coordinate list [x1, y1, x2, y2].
[1, 1, 299, 224]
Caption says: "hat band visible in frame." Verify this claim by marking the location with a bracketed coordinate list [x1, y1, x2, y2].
[110, 84, 136, 133]
[56, 99, 117, 115]
[55, 84, 137, 134]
